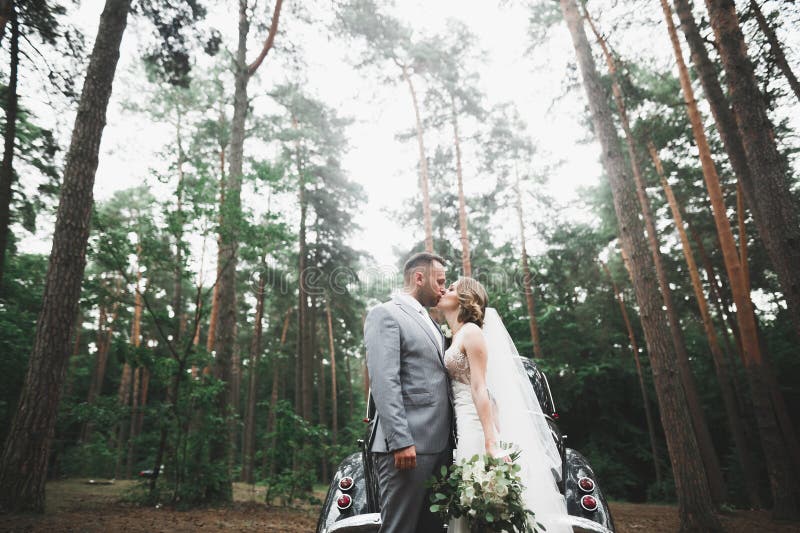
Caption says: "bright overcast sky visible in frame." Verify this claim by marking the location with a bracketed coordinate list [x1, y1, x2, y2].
[19, 0, 798, 272]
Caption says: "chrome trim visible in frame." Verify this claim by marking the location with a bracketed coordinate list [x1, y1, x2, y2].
[567, 516, 614, 533]
[338, 476, 354, 492]
[336, 493, 353, 511]
[578, 476, 595, 493]
[541, 371, 557, 415]
[580, 494, 598, 512]
[328, 512, 381, 533]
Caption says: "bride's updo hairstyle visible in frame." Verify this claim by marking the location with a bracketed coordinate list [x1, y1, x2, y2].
[456, 277, 488, 328]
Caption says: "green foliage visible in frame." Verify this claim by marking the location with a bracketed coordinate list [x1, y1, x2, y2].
[59, 433, 118, 479]
[0, 87, 61, 254]
[0, 254, 47, 442]
[261, 401, 325, 505]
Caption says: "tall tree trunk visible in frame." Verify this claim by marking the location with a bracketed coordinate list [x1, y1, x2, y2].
[602, 261, 662, 486]
[344, 340, 354, 422]
[661, 0, 798, 518]
[206, 173, 225, 355]
[206, 0, 284, 497]
[242, 267, 266, 484]
[0, 7, 18, 287]
[113, 357, 132, 477]
[451, 94, 471, 275]
[702, 0, 800, 347]
[207, 0, 251, 502]
[267, 308, 291, 479]
[326, 298, 338, 447]
[81, 292, 119, 443]
[172, 115, 185, 343]
[514, 172, 543, 359]
[672, 0, 754, 214]
[295, 126, 312, 421]
[749, 0, 800, 102]
[125, 367, 141, 478]
[691, 228, 742, 349]
[671, 0, 766, 355]
[560, 0, 722, 529]
[125, 261, 144, 479]
[0, 0, 131, 511]
[309, 296, 318, 426]
[649, 142, 762, 508]
[317, 317, 327, 482]
[90, 306, 108, 400]
[80, 307, 105, 442]
[136, 367, 149, 437]
[585, 10, 725, 502]
[230, 330, 241, 470]
[402, 64, 433, 253]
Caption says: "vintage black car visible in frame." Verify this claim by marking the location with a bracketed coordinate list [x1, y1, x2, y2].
[317, 358, 615, 533]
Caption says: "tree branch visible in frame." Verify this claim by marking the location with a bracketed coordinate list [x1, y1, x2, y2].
[246, 0, 283, 77]
[95, 220, 235, 362]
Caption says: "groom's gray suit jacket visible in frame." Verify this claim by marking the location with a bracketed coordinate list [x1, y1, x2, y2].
[364, 296, 452, 454]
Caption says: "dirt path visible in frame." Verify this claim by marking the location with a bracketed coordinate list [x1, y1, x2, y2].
[2, 480, 799, 532]
[2, 480, 317, 533]
[609, 501, 800, 533]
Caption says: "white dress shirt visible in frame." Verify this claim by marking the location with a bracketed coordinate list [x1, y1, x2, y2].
[397, 292, 443, 354]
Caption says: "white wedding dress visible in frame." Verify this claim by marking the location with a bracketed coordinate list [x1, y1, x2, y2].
[444, 310, 572, 533]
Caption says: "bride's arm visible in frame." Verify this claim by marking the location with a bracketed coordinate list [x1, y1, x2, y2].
[462, 324, 501, 455]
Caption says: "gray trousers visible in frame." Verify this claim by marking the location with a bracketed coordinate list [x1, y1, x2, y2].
[375, 449, 452, 533]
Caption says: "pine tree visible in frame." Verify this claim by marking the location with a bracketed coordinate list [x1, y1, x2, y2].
[559, 0, 722, 528]
[0, 0, 133, 512]
[660, 0, 798, 517]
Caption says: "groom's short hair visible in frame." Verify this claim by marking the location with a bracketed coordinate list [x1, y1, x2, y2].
[403, 252, 446, 282]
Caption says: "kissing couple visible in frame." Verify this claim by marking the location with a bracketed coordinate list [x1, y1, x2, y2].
[364, 252, 571, 533]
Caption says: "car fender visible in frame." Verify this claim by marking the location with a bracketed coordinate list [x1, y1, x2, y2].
[564, 448, 616, 532]
[317, 452, 372, 533]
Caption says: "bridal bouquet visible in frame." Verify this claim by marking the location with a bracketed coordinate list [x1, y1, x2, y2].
[427, 447, 543, 532]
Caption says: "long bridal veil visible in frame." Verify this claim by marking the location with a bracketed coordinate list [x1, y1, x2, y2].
[482, 307, 571, 532]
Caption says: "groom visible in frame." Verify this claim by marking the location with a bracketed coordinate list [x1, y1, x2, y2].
[364, 252, 453, 533]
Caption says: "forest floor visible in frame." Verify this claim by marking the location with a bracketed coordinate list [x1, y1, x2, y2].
[2, 479, 799, 532]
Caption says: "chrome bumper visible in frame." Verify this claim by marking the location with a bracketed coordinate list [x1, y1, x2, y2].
[328, 513, 382, 533]
[569, 516, 614, 533]
[326, 513, 610, 533]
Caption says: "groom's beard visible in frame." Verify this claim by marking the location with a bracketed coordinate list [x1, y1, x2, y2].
[420, 292, 440, 308]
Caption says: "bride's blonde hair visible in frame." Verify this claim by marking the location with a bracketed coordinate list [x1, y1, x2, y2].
[456, 277, 488, 328]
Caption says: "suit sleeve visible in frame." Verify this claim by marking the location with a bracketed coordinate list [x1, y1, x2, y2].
[365, 306, 414, 451]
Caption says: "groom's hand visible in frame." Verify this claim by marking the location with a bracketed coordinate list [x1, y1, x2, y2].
[393, 445, 417, 470]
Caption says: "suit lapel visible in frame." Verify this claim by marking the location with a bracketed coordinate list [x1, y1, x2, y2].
[394, 297, 444, 364]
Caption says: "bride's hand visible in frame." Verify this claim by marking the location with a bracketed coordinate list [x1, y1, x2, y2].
[486, 440, 512, 463]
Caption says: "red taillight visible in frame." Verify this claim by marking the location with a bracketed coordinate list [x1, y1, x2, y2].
[578, 477, 595, 493]
[552, 412, 560, 420]
[338, 476, 354, 491]
[363, 417, 370, 423]
[580, 494, 598, 512]
[337, 493, 353, 510]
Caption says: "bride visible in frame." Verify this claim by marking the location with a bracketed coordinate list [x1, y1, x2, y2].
[437, 277, 571, 533]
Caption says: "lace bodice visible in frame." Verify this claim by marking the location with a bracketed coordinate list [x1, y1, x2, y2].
[444, 330, 470, 384]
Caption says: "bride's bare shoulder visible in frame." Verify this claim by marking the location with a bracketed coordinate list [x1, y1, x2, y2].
[460, 322, 486, 346]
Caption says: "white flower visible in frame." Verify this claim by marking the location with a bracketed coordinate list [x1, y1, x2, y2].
[440, 323, 452, 338]
[460, 485, 476, 507]
[496, 483, 509, 498]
